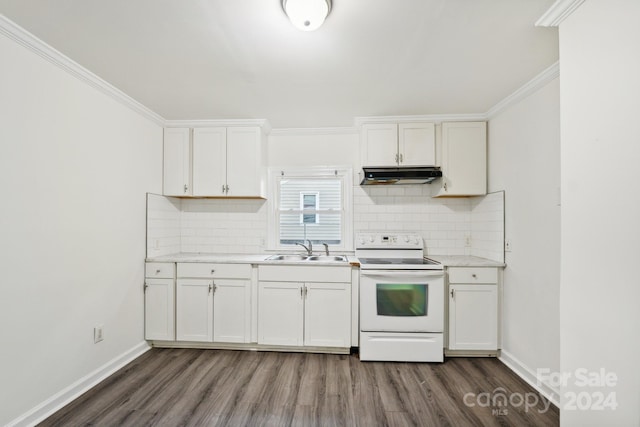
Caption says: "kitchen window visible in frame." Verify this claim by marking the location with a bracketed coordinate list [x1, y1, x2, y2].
[268, 167, 353, 251]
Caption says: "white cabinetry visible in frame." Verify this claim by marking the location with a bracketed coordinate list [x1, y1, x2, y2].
[258, 265, 351, 348]
[361, 123, 435, 167]
[447, 267, 498, 351]
[434, 122, 487, 197]
[176, 263, 251, 343]
[144, 262, 175, 341]
[163, 126, 266, 198]
[163, 128, 191, 196]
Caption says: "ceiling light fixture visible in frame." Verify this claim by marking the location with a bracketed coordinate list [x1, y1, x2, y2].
[282, 0, 332, 32]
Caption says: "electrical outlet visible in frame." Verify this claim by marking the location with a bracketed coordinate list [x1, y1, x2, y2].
[464, 234, 471, 247]
[505, 239, 512, 252]
[94, 325, 104, 343]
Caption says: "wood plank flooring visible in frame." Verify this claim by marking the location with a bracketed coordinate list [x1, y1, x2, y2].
[38, 349, 558, 426]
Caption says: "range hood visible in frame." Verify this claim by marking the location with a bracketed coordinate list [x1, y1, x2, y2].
[360, 166, 442, 185]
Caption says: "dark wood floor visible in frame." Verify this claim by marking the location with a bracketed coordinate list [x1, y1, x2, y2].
[39, 348, 558, 427]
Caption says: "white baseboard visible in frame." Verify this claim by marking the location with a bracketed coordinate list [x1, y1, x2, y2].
[6, 341, 151, 427]
[499, 349, 560, 408]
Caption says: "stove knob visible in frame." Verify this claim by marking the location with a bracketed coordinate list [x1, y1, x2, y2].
[403, 235, 410, 243]
[359, 237, 365, 245]
[369, 236, 375, 243]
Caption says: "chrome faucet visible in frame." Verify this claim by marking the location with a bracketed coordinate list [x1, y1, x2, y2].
[322, 243, 329, 256]
[296, 240, 313, 256]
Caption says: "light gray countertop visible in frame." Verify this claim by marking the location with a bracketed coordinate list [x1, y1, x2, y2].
[146, 252, 359, 266]
[426, 255, 506, 268]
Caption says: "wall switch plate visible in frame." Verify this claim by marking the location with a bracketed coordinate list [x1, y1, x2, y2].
[505, 239, 512, 252]
[94, 325, 104, 343]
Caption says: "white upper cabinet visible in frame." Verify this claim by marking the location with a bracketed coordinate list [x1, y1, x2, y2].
[192, 127, 227, 196]
[398, 123, 436, 166]
[163, 128, 191, 196]
[434, 122, 487, 197]
[361, 122, 435, 167]
[163, 126, 266, 198]
[226, 127, 265, 197]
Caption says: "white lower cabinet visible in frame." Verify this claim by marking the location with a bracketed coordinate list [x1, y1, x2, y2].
[447, 267, 499, 351]
[257, 266, 351, 349]
[175, 263, 251, 343]
[257, 282, 304, 346]
[144, 262, 176, 341]
[144, 278, 175, 341]
[176, 279, 213, 342]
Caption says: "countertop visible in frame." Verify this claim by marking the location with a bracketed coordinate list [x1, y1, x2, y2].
[426, 255, 506, 268]
[147, 253, 503, 268]
[147, 252, 360, 266]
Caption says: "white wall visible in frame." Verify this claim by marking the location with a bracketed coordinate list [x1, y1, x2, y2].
[488, 77, 561, 399]
[0, 30, 162, 425]
[559, 1, 640, 425]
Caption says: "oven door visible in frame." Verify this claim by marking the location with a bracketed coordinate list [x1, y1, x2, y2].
[360, 270, 444, 333]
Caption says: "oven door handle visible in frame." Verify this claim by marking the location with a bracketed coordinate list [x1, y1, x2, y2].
[361, 271, 443, 278]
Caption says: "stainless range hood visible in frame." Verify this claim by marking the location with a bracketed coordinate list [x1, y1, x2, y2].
[360, 166, 442, 185]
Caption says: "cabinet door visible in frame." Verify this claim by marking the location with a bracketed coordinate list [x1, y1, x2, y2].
[436, 122, 487, 197]
[192, 127, 227, 196]
[258, 282, 304, 346]
[213, 279, 250, 343]
[449, 284, 497, 350]
[176, 279, 213, 342]
[163, 128, 191, 196]
[399, 123, 436, 166]
[226, 127, 263, 197]
[144, 279, 175, 341]
[361, 123, 398, 166]
[304, 282, 351, 348]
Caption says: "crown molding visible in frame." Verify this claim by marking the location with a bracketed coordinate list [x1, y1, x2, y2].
[269, 127, 358, 136]
[486, 61, 559, 119]
[164, 119, 271, 133]
[536, 0, 586, 27]
[354, 113, 487, 127]
[0, 14, 165, 126]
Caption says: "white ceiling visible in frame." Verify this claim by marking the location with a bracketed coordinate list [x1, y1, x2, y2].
[0, 0, 558, 128]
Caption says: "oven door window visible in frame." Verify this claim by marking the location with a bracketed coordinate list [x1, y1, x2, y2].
[376, 284, 427, 316]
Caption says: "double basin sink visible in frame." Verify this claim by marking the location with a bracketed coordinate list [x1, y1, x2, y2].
[266, 254, 348, 263]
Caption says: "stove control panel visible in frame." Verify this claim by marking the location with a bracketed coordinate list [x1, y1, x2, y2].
[356, 232, 423, 249]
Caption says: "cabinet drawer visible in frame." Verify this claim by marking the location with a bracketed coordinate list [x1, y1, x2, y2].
[259, 265, 351, 283]
[145, 262, 175, 279]
[177, 262, 251, 279]
[448, 267, 497, 284]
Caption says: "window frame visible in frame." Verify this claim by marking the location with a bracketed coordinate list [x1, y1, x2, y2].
[267, 167, 353, 252]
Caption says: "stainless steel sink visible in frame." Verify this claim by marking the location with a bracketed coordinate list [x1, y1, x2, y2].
[266, 254, 347, 262]
[306, 255, 348, 262]
[266, 254, 308, 261]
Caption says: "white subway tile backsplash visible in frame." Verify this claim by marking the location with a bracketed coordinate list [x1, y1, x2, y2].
[147, 188, 504, 259]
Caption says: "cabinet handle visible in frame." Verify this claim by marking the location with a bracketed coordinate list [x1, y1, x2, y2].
[222, 184, 225, 194]
[225, 184, 230, 194]
[211, 269, 215, 275]
[472, 274, 477, 279]
[399, 153, 403, 163]
[395, 153, 399, 163]
[183, 184, 188, 194]
[444, 181, 448, 191]
[208, 283, 213, 294]
[144, 283, 148, 292]
[156, 269, 161, 274]
[300, 287, 303, 298]
[304, 285, 308, 298]
[450, 289, 455, 300]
